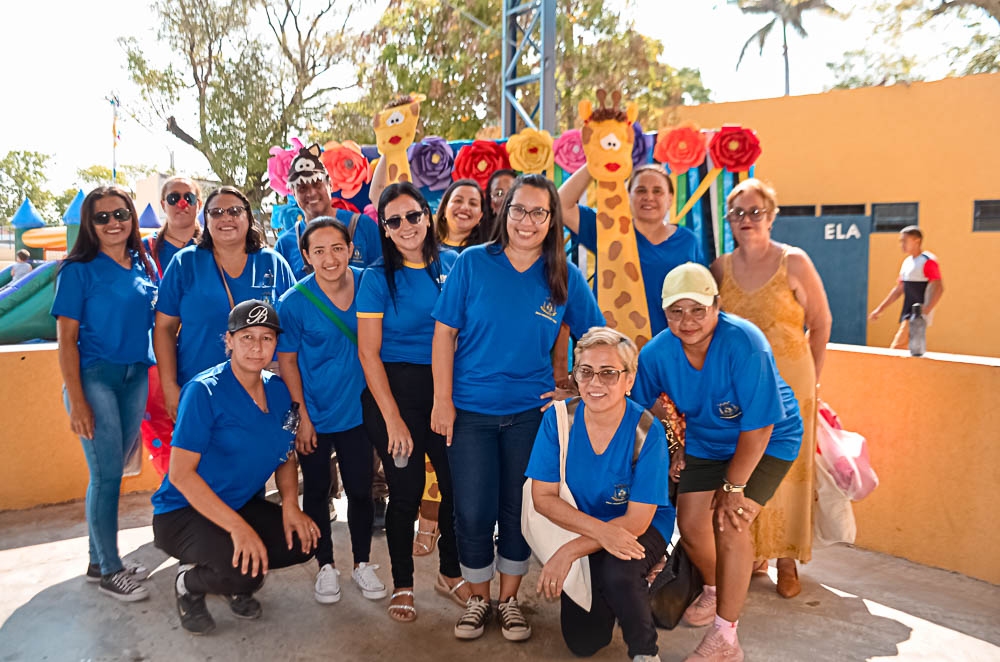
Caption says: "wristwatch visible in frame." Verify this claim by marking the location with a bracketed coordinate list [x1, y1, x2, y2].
[722, 479, 747, 493]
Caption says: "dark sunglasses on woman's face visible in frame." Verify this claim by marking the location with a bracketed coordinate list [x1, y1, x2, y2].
[382, 210, 424, 230]
[93, 208, 132, 224]
[207, 206, 247, 219]
[165, 191, 198, 207]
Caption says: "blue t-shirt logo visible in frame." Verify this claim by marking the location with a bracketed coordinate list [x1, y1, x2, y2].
[352, 247, 363, 262]
[716, 401, 742, 420]
[607, 484, 630, 505]
[536, 299, 558, 323]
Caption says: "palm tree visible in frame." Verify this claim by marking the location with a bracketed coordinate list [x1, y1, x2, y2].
[735, 0, 839, 96]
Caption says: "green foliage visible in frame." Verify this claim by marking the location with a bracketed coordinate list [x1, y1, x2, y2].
[53, 189, 80, 218]
[827, 49, 925, 88]
[76, 164, 156, 194]
[0, 151, 54, 224]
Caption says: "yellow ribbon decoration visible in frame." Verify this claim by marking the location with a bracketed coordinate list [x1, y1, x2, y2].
[674, 167, 722, 225]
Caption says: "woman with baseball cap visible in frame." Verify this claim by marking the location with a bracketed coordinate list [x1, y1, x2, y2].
[152, 299, 319, 635]
[630, 263, 803, 662]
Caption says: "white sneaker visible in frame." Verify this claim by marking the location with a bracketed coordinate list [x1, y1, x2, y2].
[314, 564, 342, 604]
[352, 562, 388, 599]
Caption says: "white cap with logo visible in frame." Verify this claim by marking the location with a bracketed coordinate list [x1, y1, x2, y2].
[661, 262, 719, 310]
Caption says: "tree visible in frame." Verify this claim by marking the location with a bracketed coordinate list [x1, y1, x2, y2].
[317, 0, 710, 143]
[827, 49, 925, 88]
[735, 0, 841, 96]
[122, 0, 362, 205]
[76, 164, 157, 195]
[0, 151, 54, 223]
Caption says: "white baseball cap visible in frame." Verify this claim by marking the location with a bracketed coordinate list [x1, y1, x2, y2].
[661, 262, 718, 309]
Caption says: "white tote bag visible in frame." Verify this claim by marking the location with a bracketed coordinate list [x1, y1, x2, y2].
[521, 399, 593, 611]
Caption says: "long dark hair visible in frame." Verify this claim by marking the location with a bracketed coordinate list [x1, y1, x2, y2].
[298, 216, 352, 275]
[491, 174, 568, 305]
[198, 186, 265, 253]
[154, 176, 202, 267]
[485, 168, 517, 242]
[376, 182, 442, 306]
[62, 186, 155, 280]
[435, 179, 488, 247]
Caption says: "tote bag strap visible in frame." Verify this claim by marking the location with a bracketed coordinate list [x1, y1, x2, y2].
[633, 408, 657, 467]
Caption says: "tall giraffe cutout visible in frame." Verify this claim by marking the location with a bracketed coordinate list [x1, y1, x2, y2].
[373, 94, 424, 184]
[579, 91, 652, 347]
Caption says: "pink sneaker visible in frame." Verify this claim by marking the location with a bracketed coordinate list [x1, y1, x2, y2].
[682, 588, 717, 627]
[684, 627, 744, 661]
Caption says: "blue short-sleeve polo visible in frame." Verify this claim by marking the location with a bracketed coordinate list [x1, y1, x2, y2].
[275, 213, 383, 280]
[144, 233, 195, 277]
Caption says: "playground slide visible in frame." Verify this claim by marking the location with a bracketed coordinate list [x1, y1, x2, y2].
[0, 261, 58, 344]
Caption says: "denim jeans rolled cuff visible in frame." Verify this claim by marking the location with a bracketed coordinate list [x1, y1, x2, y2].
[459, 559, 496, 584]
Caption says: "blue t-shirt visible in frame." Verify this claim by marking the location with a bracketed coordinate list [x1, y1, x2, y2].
[440, 239, 470, 254]
[356, 252, 458, 365]
[525, 399, 675, 540]
[156, 246, 295, 385]
[151, 361, 296, 514]
[632, 312, 802, 462]
[576, 205, 705, 337]
[276, 268, 365, 433]
[143, 233, 195, 277]
[275, 213, 382, 280]
[51, 252, 158, 368]
[432, 245, 605, 415]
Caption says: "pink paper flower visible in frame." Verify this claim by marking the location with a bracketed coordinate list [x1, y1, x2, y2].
[553, 129, 587, 173]
[267, 137, 304, 197]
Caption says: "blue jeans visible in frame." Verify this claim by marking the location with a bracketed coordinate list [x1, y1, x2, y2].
[63, 360, 148, 575]
[448, 407, 543, 582]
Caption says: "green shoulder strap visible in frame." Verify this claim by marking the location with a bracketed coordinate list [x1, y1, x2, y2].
[293, 282, 358, 346]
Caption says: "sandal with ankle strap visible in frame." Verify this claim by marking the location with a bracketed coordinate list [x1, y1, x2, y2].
[434, 574, 469, 607]
[413, 527, 439, 557]
[388, 590, 416, 622]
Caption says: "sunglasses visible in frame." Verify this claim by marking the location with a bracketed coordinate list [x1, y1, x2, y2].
[573, 366, 626, 386]
[207, 206, 247, 219]
[165, 191, 197, 207]
[93, 208, 132, 225]
[382, 210, 424, 230]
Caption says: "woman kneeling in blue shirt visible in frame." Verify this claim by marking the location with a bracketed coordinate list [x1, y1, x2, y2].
[526, 327, 674, 662]
[151, 300, 319, 635]
[632, 263, 803, 662]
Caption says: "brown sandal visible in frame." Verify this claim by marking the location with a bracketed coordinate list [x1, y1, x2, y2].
[388, 590, 416, 622]
[434, 574, 470, 607]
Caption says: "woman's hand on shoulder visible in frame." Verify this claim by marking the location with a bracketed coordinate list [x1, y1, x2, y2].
[539, 382, 579, 412]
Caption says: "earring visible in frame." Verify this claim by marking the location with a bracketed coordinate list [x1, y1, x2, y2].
[626, 390, 631, 396]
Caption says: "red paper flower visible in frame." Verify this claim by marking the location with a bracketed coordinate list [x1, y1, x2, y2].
[452, 140, 512, 189]
[708, 125, 761, 173]
[654, 125, 707, 175]
[329, 198, 361, 214]
[321, 140, 372, 199]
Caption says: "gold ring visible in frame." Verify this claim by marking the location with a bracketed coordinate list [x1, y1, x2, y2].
[736, 507, 744, 515]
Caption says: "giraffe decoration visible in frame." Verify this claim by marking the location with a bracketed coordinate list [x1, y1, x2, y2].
[579, 90, 653, 347]
[373, 94, 424, 184]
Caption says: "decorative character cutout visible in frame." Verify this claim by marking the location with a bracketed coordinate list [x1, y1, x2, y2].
[373, 94, 425, 184]
[287, 143, 328, 191]
[579, 90, 652, 347]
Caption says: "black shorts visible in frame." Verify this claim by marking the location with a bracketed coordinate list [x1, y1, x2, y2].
[678, 454, 793, 506]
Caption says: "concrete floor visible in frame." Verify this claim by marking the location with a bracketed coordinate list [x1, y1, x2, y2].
[0, 493, 997, 662]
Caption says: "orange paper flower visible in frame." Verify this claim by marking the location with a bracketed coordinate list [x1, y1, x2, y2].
[506, 127, 555, 175]
[321, 140, 372, 199]
[654, 125, 707, 175]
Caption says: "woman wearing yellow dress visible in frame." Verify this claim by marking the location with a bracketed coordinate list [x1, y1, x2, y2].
[710, 179, 832, 599]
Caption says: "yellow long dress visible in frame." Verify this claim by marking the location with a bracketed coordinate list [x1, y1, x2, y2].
[718, 247, 816, 563]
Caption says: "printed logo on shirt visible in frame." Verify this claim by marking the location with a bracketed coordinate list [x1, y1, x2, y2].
[352, 248, 363, 262]
[437, 273, 448, 285]
[606, 484, 630, 506]
[716, 401, 742, 420]
[535, 299, 558, 323]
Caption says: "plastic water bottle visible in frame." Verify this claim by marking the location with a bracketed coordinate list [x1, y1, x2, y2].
[282, 402, 301, 434]
[908, 303, 927, 357]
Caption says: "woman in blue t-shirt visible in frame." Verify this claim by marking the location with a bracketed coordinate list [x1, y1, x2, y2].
[52, 186, 158, 602]
[154, 186, 295, 420]
[356, 182, 469, 623]
[152, 299, 318, 635]
[435, 179, 488, 252]
[631, 263, 803, 662]
[526, 327, 673, 661]
[431, 174, 604, 642]
[276, 217, 386, 606]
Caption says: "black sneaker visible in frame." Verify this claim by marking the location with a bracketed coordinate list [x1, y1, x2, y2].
[87, 561, 147, 583]
[224, 593, 262, 619]
[454, 595, 491, 640]
[86, 563, 101, 583]
[175, 571, 215, 635]
[98, 570, 149, 602]
[497, 596, 532, 641]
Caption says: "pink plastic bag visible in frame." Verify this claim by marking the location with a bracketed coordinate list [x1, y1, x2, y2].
[816, 401, 879, 501]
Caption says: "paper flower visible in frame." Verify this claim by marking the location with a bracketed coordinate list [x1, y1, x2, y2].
[709, 125, 761, 173]
[408, 136, 455, 191]
[506, 127, 554, 175]
[631, 122, 650, 168]
[321, 140, 372, 199]
[267, 137, 304, 197]
[329, 198, 361, 214]
[553, 129, 587, 173]
[452, 140, 511, 189]
[654, 125, 707, 175]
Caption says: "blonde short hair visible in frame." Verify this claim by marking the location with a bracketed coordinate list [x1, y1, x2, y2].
[573, 326, 639, 374]
[726, 177, 779, 214]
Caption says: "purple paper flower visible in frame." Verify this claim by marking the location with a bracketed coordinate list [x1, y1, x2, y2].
[408, 136, 455, 191]
[553, 129, 587, 174]
[632, 122, 651, 168]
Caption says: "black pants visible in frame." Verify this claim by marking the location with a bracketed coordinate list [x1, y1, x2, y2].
[299, 424, 374, 568]
[561, 526, 667, 659]
[153, 498, 313, 596]
[361, 362, 460, 588]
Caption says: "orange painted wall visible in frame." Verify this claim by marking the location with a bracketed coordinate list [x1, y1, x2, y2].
[0, 345, 161, 511]
[669, 74, 1000, 357]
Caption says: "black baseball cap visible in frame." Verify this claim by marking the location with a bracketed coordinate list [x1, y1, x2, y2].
[227, 299, 283, 334]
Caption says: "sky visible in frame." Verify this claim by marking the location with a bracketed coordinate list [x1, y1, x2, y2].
[0, 0, 988, 195]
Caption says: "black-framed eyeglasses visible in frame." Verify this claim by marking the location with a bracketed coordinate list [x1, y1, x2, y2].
[207, 206, 247, 219]
[383, 210, 424, 230]
[508, 204, 550, 225]
[93, 208, 132, 225]
[573, 366, 626, 386]
[726, 207, 770, 223]
[165, 191, 197, 207]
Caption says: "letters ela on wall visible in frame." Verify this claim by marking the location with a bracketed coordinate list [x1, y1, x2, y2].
[824, 223, 862, 240]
